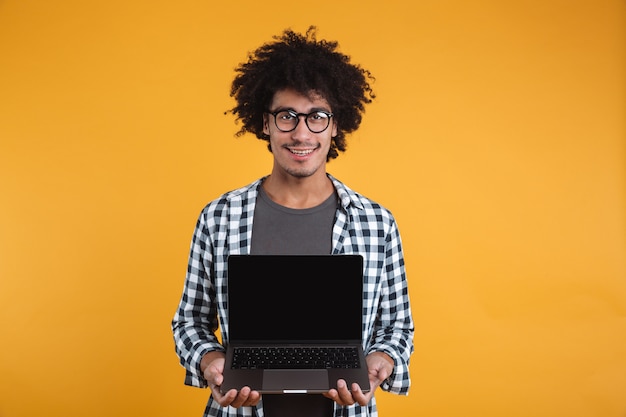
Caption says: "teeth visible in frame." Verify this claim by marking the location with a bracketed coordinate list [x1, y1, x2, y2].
[290, 149, 314, 156]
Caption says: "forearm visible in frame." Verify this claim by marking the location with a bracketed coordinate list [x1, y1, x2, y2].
[172, 211, 226, 387]
[367, 321, 413, 393]
[172, 261, 223, 387]
[370, 224, 414, 394]
[172, 314, 225, 387]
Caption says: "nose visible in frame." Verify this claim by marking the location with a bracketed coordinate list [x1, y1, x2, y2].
[291, 115, 313, 138]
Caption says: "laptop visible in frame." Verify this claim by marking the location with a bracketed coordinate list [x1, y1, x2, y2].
[221, 254, 370, 394]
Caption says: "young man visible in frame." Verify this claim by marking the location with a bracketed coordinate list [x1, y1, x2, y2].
[172, 27, 414, 417]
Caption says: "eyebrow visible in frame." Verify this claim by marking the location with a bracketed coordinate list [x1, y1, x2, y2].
[270, 106, 332, 113]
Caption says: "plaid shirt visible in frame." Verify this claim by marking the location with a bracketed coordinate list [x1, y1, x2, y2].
[172, 174, 414, 417]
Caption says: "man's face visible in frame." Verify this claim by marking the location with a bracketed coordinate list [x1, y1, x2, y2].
[263, 88, 338, 180]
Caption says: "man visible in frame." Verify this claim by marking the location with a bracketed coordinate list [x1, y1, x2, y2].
[172, 27, 414, 417]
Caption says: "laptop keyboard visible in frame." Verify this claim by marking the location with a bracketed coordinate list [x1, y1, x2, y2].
[232, 346, 361, 369]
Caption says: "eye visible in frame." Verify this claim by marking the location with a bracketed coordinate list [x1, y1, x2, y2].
[309, 111, 329, 121]
[278, 110, 297, 121]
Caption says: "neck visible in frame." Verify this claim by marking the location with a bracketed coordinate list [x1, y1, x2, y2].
[262, 172, 334, 209]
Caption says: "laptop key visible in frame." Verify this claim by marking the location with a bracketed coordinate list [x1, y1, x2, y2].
[232, 346, 360, 370]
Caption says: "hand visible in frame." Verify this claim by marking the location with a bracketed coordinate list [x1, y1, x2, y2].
[200, 351, 261, 408]
[323, 352, 394, 407]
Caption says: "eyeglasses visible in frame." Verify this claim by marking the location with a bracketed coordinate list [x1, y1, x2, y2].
[267, 109, 334, 133]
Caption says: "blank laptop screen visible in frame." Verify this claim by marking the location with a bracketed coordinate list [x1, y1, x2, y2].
[227, 255, 363, 343]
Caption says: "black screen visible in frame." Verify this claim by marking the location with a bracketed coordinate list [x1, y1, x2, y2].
[227, 254, 363, 342]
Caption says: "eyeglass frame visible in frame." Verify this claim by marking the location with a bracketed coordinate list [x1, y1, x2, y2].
[266, 109, 334, 134]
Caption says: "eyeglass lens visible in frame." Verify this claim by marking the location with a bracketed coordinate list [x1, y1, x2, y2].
[272, 110, 331, 133]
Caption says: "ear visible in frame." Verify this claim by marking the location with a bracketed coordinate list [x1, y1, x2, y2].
[331, 120, 338, 137]
[262, 114, 270, 136]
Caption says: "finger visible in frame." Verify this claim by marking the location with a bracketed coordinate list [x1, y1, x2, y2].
[243, 390, 262, 407]
[323, 389, 339, 402]
[207, 365, 224, 386]
[336, 379, 355, 406]
[375, 365, 391, 383]
[230, 386, 252, 408]
[368, 367, 388, 390]
[350, 383, 371, 406]
[322, 389, 338, 402]
[213, 388, 237, 406]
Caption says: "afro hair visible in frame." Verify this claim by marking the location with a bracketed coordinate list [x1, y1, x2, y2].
[228, 26, 375, 160]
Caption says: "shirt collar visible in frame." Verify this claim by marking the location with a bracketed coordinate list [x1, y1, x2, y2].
[327, 173, 364, 211]
[250, 174, 363, 211]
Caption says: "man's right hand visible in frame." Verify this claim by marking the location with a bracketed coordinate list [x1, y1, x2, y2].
[200, 351, 262, 408]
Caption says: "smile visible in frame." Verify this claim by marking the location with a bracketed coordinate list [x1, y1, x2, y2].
[287, 147, 316, 156]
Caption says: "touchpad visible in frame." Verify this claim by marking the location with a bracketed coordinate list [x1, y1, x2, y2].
[263, 370, 328, 391]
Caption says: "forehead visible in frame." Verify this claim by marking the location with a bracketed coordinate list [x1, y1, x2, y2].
[270, 88, 331, 111]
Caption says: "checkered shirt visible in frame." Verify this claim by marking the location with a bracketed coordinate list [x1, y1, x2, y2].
[172, 174, 414, 417]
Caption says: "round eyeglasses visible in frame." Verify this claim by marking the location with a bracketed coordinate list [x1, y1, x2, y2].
[267, 109, 334, 133]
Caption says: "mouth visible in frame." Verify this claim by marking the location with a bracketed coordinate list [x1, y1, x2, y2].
[285, 146, 318, 157]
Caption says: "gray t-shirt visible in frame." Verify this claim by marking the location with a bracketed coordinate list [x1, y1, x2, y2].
[249, 184, 340, 415]
[250, 185, 337, 255]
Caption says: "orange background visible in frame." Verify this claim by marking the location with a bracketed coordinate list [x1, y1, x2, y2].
[1, 1, 625, 416]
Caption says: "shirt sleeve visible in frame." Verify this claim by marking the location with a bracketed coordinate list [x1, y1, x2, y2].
[366, 218, 414, 395]
[171, 208, 225, 388]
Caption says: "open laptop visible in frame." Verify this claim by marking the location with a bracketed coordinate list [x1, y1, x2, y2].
[221, 254, 370, 394]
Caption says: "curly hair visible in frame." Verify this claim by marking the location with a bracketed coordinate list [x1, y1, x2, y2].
[228, 26, 375, 160]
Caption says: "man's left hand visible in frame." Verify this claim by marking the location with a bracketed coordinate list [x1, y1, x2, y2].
[323, 351, 394, 407]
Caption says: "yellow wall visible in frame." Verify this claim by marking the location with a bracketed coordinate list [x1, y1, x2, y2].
[1, 1, 624, 416]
